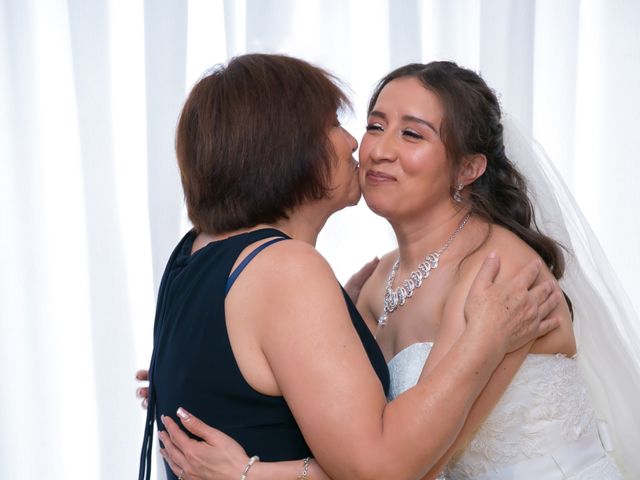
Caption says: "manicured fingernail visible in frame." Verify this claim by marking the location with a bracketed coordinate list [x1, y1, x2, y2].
[177, 407, 190, 421]
[161, 414, 166, 425]
[488, 251, 497, 258]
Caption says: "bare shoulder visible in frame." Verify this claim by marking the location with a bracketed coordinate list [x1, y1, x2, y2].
[230, 238, 343, 306]
[256, 238, 336, 277]
[461, 223, 575, 355]
[463, 224, 549, 281]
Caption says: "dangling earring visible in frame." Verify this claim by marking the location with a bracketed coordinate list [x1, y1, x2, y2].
[453, 183, 464, 203]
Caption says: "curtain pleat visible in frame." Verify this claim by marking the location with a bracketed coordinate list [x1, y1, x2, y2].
[1, 1, 638, 478]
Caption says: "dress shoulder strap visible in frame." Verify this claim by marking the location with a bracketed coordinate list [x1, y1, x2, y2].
[225, 237, 288, 295]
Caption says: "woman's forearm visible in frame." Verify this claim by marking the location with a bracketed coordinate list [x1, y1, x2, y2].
[234, 332, 498, 480]
[251, 458, 331, 480]
[347, 329, 502, 480]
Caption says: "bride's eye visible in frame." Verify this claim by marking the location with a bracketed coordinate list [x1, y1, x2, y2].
[365, 123, 383, 132]
[402, 129, 423, 140]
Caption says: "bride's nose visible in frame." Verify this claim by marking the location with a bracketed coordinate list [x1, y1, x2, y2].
[369, 132, 397, 163]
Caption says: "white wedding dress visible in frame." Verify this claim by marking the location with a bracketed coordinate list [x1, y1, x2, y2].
[388, 342, 622, 479]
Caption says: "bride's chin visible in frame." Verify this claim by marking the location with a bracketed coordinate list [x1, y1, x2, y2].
[362, 196, 394, 219]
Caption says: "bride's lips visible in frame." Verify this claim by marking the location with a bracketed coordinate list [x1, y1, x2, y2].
[365, 169, 397, 185]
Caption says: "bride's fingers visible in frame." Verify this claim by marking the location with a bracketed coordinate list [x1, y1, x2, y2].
[344, 257, 380, 303]
[136, 387, 149, 399]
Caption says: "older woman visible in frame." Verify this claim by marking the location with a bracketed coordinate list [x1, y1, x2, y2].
[138, 55, 559, 480]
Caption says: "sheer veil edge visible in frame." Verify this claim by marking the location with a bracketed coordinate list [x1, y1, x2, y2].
[503, 117, 640, 477]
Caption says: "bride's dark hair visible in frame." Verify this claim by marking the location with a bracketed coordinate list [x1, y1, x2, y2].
[368, 61, 565, 279]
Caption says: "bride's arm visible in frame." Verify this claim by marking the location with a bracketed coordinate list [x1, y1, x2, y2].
[417, 241, 570, 480]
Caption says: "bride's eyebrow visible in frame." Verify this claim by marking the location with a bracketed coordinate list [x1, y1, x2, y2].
[402, 115, 439, 135]
[368, 110, 386, 121]
[368, 110, 439, 135]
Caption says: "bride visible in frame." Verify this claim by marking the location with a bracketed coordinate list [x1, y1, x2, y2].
[149, 61, 640, 479]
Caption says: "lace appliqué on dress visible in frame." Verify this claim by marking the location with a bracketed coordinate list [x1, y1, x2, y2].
[446, 354, 598, 479]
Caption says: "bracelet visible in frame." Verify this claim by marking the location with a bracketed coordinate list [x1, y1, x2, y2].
[297, 457, 311, 479]
[240, 455, 259, 480]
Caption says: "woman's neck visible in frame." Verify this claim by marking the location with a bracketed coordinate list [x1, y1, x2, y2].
[204, 204, 331, 247]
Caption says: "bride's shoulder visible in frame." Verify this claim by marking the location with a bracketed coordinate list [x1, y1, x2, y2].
[459, 223, 546, 280]
[489, 224, 539, 257]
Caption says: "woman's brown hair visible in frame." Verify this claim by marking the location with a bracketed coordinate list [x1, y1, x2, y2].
[368, 61, 566, 279]
[176, 53, 349, 234]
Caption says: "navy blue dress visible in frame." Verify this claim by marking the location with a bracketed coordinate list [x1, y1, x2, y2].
[138, 228, 390, 479]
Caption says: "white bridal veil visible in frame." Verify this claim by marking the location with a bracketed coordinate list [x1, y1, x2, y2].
[503, 118, 640, 478]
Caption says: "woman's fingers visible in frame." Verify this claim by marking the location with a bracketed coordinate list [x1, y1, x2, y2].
[159, 447, 183, 478]
[158, 428, 187, 475]
[163, 415, 195, 453]
[513, 259, 543, 290]
[536, 313, 561, 338]
[533, 283, 561, 321]
[466, 257, 558, 354]
[469, 252, 501, 292]
[176, 407, 224, 445]
[135, 369, 149, 381]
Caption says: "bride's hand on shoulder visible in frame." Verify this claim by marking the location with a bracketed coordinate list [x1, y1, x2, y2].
[464, 252, 562, 354]
[344, 257, 379, 303]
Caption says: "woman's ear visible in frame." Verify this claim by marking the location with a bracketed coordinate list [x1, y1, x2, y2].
[457, 154, 487, 186]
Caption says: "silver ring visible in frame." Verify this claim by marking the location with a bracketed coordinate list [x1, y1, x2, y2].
[178, 469, 184, 480]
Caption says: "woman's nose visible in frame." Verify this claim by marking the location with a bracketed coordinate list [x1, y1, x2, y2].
[348, 130, 358, 153]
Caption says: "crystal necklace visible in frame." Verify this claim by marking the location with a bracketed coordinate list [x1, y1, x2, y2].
[378, 213, 471, 327]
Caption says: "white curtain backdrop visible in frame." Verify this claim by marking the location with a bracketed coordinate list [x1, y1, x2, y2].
[1, 0, 638, 478]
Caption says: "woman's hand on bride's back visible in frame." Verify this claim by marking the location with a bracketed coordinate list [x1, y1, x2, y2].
[464, 253, 561, 355]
